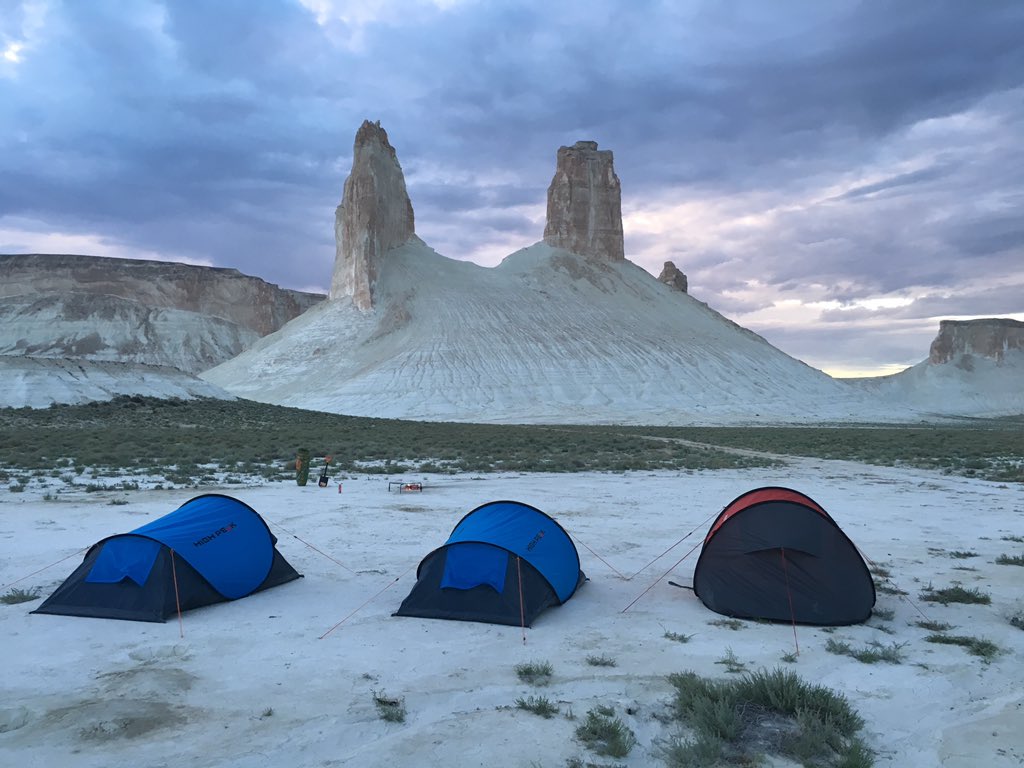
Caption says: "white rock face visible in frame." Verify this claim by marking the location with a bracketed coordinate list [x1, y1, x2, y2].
[0, 254, 323, 374]
[329, 120, 416, 309]
[0, 357, 233, 409]
[204, 241, 924, 425]
[543, 141, 624, 262]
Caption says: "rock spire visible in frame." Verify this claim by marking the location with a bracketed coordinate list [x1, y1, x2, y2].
[658, 261, 688, 293]
[329, 120, 415, 309]
[543, 141, 624, 262]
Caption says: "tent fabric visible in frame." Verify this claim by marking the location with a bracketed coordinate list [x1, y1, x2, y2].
[397, 544, 562, 627]
[693, 487, 875, 626]
[445, 500, 582, 602]
[33, 494, 300, 623]
[395, 500, 585, 626]
[86, 494, 276, 599]
[705, 487, 827, 541]
[440, 543, 509, 593]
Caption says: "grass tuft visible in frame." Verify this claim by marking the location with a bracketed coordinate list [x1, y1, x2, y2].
[924, 634, 1000, 661]
[920, 585, 991, 605]
[663, 668, 872, 767]
[372, 691, 406, 723]
[663, 630, 693, 643]
[714, 648, 748, 674]
[915, 619, 953, 632]
[515, 660, 554, 686]
[995, 553, 1024, 566]
[1, 587, 41, 604]
[708, 618, 745, 630]
[574, 706, 637, 758]
[515, 695, 559, 719]
[585, 654, 617, 667]
[825, 638, 906, 664]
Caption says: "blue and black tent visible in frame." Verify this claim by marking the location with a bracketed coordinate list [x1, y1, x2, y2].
[395, 500, 585, 627]
[33, 494, 301, 623]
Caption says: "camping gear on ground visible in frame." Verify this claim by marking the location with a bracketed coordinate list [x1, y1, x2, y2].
[692, 486, 875, 626]
[394, 500, 585, 627]
[32, 494, 301, 623]
[388, 481, 423, 492]
[296, 448, 310, 486]
[317, 456, 332, 488]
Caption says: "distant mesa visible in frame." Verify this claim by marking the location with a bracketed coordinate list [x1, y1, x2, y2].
[0, 254, 323, 373]
[928, 318, 1024, 366]
[847, 318, 1024, 417]
[658, 261, 688, 293]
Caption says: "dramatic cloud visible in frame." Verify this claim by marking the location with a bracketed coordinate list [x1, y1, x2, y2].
[1, 0, 1022, 374]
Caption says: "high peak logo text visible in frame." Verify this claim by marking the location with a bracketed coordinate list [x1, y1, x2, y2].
[526, 530, 546, 551]
[193, 522, 238, 548]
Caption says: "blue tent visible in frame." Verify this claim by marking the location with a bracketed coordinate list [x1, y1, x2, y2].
[395, 500, 585, 626]
[33, 494, 301, 622]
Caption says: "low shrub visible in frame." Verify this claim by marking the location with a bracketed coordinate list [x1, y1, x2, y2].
[663, 668, 872, 767]
[515, 661, 554, 686]
[515, 695, 559, 719]
[575, 706, 637, 758]
[1, 587, 41, 604]
[920, 585, 991, 605]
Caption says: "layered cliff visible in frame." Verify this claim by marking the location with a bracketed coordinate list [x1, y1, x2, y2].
[849, 318, 1024, 417]
[0, 254, 324, 374]
[928, 319, 1024, 365]
[542, 141, 624, 262]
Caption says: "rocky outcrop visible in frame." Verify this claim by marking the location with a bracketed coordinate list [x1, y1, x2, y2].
[658, 261, 688, 293]
[330, 120, 416, 309]
[542, 141, 624, 262]
[928, 319, 1024, 365]
[0, 254, 324, 373]
[0, 254, 322, 335]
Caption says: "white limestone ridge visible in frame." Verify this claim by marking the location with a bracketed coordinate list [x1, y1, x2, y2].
[329, 120, 416, 309]
[204, 123, 930, 424]
[0, 357, 233, 409]
[204, 239, 923, 424]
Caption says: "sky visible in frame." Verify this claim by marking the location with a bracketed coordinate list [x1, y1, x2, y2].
[1, 0, 1023, 377]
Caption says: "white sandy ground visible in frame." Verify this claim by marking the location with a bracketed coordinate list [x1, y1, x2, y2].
[1, 460, 1022, 767]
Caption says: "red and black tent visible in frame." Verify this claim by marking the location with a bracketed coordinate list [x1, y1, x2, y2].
[693, 487, 875, 626]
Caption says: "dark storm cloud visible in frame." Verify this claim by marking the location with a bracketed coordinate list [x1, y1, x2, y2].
[1, 0, 1022, 368]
